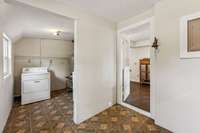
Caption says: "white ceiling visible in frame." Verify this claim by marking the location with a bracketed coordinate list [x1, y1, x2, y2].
[0, 0, 159, 42]
[0, 1, 74, 42]
[57, 0, 159, 22]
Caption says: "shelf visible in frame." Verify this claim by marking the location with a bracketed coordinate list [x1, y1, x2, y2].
[140, 58, 150, 84]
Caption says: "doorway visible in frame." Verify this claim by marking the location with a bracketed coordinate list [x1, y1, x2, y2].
[1, 0, 79, 125]
[117, 17, 155, 118]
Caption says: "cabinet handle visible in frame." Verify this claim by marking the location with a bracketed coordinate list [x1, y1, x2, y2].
[34, 81, 40, 83]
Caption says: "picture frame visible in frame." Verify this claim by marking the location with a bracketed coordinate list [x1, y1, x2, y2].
[180, 12, 200, 58]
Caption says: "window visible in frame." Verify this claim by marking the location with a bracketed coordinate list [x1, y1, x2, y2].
[3, 33, 11, 77]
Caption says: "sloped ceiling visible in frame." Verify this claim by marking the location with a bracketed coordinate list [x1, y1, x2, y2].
[0, 1, 74, 42]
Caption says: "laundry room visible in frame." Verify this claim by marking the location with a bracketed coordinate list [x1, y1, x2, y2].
[14, 38, 74, 103]
[9, 3, 75, 103]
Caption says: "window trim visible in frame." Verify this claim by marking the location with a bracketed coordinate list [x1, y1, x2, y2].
[180, 11, 200, 58]
[2, 33, 12, 78]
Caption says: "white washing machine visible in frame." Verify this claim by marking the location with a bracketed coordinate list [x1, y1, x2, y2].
[21, 67, 50, 105]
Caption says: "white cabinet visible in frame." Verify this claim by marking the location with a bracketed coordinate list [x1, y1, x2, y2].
[41, 39, 73, 58]
[14, 38, 41, 57]
[14, 38, 74, 58]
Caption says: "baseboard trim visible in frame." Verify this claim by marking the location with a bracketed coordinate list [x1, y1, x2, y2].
[2, 101, 13, 133]
[155, 120, 173, 133]
[14, 88, 69, 98]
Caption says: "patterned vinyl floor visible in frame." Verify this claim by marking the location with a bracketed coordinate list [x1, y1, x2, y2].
[3, 90, 171, 133]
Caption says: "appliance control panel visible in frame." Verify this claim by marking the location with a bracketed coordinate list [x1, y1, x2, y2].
[22, 67, 48, 73]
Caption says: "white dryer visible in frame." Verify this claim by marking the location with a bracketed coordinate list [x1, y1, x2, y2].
[21, 67, 50, 105]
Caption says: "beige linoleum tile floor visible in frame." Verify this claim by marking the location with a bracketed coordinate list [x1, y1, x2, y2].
[3, 90, 171, 133]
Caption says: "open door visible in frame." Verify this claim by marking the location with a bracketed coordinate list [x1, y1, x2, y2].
[123, 66, 130, 101]
[121, 38, 131, 101]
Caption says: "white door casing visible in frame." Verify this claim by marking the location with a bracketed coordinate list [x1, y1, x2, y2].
[117, 17, 156, 119]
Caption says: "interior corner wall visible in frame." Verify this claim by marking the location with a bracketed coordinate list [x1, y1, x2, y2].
[14, 0, 116, 124]
[154, 0, 200, 132]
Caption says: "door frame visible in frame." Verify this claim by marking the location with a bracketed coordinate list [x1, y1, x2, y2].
[117, 17, 156, 119]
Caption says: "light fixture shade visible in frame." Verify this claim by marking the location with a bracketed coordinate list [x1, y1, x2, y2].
[54, 31, 62, 36]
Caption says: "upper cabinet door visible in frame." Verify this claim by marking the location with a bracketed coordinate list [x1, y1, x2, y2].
[14, 38, 41, 57]
[41, 39, 74, 58]
[188, 18, 200, 52]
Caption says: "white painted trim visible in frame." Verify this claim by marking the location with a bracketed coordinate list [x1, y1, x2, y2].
[73, 19, 79, 124]
[149, 16, 156, 119]
[2, 33, 12, 78]
[121, 102, 152, 118]
[117, 17, 156, 119]
[180, 12, 200, 58]
[3, 33, 11, 41]
[118, 17, 153, 33]
[130, 40, 151, 48]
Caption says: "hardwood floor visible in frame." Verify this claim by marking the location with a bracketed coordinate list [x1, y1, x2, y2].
[125, 81, 150, 112]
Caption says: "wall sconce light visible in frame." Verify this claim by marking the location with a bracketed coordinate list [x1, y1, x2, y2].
[152, 37, 159, 50]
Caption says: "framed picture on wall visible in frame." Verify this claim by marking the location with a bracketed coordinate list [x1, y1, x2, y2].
[180, 12, 200, 58]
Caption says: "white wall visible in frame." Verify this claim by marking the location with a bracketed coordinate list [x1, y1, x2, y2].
[130, 45, 150, 82]
[0, 2, 14, 132]
[0, 33, 14, 132]
[14, 37, 74, 96]
[154, 0, 200, 132]
[14, 0, 116, 124]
